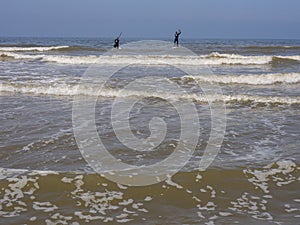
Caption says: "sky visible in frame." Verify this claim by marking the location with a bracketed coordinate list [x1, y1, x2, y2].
[1, 0, 300, 39]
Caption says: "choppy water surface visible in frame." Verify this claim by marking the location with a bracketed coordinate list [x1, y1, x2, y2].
[0, 37, 300, 224]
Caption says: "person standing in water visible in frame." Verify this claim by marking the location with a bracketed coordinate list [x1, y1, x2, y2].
[113, 37, 119, 49]
[174, 29, 181, 47]
[113, 32, 122, 49]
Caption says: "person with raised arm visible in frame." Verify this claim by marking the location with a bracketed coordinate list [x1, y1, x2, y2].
[113, 32, 122, 49]
[174, 29, 181, 47]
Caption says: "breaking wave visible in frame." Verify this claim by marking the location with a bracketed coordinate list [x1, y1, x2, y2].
[1, 82, 299, 105]
[270, 56, 300, 67]
[0, 46, 70, 52]
[177, 72, 300, 85]
[1, 51, 300, 65]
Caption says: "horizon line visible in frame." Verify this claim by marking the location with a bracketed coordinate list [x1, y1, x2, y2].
[1, 36, 300, 41]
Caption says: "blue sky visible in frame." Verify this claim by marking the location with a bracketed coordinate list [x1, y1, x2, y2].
[1, 0, 300, 39]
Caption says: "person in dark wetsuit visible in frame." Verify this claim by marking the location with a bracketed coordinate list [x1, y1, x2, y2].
[113, 37, 120, 49]
[174, 29, 181, 47]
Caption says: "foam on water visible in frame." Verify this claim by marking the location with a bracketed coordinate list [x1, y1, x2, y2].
[181, 72, 300, 85]
[0, 159, 299, 224]
[1, 82, 300, 104]
[244, 160, 299, 194]
[1, 51, 300, 65]
[0, 46, 69, 52]
[1, 38, 300, 224]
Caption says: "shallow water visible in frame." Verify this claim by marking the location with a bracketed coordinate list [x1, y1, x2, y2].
[0, 37, 299, 224]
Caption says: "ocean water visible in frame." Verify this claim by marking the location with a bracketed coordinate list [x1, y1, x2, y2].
[0, 37, 300, 224]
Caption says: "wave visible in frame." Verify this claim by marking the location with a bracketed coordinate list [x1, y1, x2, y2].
[206, 53, 300, 66]
[0, 53, 15, 61]
[270, 56, 300, 67]
[0, 46, 70, 52]
[1, 82, 300, 105]
[244, 45, 300, 50]
[1, 51, 300, 66]
[177, 73, 300, 85]
[0, 45, 106, 53]
[54, 46, 105, 52]
[0, 52, 43, 61]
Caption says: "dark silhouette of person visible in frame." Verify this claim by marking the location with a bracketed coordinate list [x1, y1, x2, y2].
[113, 37, 120, 49]
[174, 29, 181, 47]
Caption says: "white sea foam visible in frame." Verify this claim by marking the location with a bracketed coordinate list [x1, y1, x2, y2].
[278, 55, 300, 61]
[181, 72, 300, 85]
[0, 167, 60, 180]
[0, 46, 69, 52]
[32, 201, 58, 212]
[1, 51, 300, 65]
[244, 160, 298, 194]
[0, 51, 45, 60]
[1, 82, 299, 104]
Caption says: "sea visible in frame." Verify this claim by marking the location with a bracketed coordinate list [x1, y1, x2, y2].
[0, 37, 300, 225]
